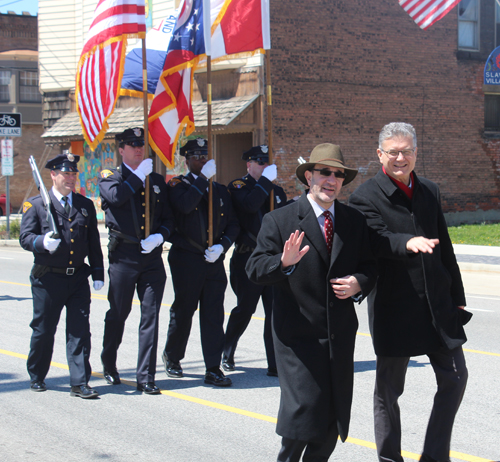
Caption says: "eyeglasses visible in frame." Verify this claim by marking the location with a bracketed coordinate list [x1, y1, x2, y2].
[380, 148, 415, 158]
[311, 168, 346, 179]
[187, 153, 208, 161]
[125, 140, 145, 148]
[251, 159, 268, 166]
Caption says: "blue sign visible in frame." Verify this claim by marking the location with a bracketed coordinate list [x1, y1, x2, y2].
[484, 46, 500, 85]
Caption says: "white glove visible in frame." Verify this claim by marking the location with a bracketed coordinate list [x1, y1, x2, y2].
[200, 159, 216, 180]
[93, 281, 104, 291]
[204, 244, 224, 263]
[141, 233, 164, 254]
[262, 164, 277, 182]
[43, 231, 61, 253]
[134, 158, 153, 181]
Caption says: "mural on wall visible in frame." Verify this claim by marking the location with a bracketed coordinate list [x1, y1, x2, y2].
[72, 139, 116, 220]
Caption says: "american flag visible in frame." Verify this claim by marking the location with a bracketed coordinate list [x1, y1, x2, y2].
[148, 0, 270, 167]
[148, 0, 206, 168]
[76, 0, 146, 150]
[399, 0, 462, 30]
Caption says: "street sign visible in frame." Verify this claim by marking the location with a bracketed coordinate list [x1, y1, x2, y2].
[1, 139, 14, 176]
[0, 113, 22, 137]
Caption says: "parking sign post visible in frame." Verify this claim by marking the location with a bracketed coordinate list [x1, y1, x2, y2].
[1, 138, 14, 239]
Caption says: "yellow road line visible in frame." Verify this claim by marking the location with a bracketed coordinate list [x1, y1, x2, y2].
[0, 347, 494, 461]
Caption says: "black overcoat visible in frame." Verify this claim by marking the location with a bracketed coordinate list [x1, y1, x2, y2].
[246, 193, 376, 443]
[349, 169, 467, 357]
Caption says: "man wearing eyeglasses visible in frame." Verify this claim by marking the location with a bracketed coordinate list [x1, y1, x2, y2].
[349, 122, 470, 462]
[222, 145, 287, 377]
[161, 138, 240, 387]
[98, 127, 175, 395]
[247, 143, 376, 461]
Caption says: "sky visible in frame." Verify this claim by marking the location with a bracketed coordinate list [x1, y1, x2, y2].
[0, 0, 38, 16]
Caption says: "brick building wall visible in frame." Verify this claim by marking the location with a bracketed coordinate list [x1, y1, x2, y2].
[0, 13, 37, 52]
[269, 0, 500, 222]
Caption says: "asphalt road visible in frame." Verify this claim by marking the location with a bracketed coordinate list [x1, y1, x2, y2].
[0, 244, 499, 462]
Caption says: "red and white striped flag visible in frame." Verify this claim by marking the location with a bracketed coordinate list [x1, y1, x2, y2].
[76, 0, 146, 150]
[399, 0, 462, 30]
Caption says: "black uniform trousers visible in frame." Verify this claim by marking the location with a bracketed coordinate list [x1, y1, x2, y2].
[224, 250, 276, 369]
[164, 246, 227, 370]
[28, 268, 92, 387]
[374, 346, 468, 462]
[277, 422, 339, 462]
[101, 244, 166, 383]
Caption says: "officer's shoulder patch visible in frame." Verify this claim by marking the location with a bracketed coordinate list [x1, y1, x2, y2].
[22, 201, 32, 213]
[100, 169, 114, 178]
[231, 180, 246, 189]
[169, 178, 182, 187]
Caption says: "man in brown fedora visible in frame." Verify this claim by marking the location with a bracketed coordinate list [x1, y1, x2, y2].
[246, 143, 377, 461]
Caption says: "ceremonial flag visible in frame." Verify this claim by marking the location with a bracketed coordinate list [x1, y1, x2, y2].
[121, 12, 179, 98]
[399, 0, 462, 30]
[76, 0, 146, 150]
[148, 0, 270, 167]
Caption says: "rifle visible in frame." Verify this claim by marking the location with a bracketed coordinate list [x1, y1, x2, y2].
[29, 156, 59, 238]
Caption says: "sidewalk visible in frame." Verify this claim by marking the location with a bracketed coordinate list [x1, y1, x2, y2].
[2, 220, 499, 296]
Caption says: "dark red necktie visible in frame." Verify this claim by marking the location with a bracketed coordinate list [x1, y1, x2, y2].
[323, 210, 333, 254]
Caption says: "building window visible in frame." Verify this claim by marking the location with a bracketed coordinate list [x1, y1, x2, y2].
[485, 94, 500, 132]
[19, 70, 41, 103]
[458, 0, 479, 50]
[0, 70, 10, 102]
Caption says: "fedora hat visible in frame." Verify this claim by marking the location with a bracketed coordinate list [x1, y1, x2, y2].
[296, 143, 358, 186]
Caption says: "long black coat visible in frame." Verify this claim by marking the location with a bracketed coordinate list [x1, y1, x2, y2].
[246, 193, 376, 443]
[349, 169, 467, 357]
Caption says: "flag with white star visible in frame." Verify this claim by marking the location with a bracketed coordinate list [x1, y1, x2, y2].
[148, 0, 271, 168]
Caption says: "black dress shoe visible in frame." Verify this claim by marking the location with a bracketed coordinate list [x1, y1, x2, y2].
[30, 381, 47, 392]
[103, 366, 121, 385]
[221, 359, 235, 372]
[204, 368, 232, 387]
[70, 384, 99, 399]
[137, 382, 161, 395]
[267, 367, 278, 377]
[162, 351, 183, 378]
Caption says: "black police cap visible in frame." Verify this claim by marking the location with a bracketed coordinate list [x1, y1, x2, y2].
[242, 145, 270, 162]
[180, 138, 208, 156]
[45, 152, 80, 172]
[115, 127, 144, 144]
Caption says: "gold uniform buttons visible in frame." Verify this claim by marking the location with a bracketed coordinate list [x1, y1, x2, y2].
[69, 218, 72, 222]
[142, 214, 145, 218]
[142, 192, 145, 195]
[71, 239, 74, 243]
[141, 226, 144, 230]
[69, 261, 73, 265]
[70, 228, 73, 232]
[70, 251, 74, 255]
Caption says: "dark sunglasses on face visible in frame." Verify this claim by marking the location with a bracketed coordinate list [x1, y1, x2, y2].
[125, 140, 145, 148]
[187, 153, 208, 161]
[252, 159, 268, 166]
[311, 168, 346, 179]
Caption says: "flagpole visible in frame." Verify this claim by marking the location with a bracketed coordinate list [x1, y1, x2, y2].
[207, 56, 214, 247]
[142, 36, 150, 237]
[203, 0, 213, 247]
[265, 50, 274, 211]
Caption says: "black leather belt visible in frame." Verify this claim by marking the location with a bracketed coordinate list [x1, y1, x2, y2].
[47, 265, 83, 276]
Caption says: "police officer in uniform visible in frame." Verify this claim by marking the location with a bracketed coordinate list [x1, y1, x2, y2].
[99, 127, 174, 395]
[20, 152, 104, 398]
[162, 138, 240, 387]
[223, 145, 287, 376]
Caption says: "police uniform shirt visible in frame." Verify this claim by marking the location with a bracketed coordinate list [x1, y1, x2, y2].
[99, 164, 174, 242]
[20, 190, 104, 281]
[167, 172, 240, 254]
[229, 173, 287, 248]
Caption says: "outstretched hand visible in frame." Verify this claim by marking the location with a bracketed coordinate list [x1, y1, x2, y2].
[406, 236, 439, 254]
[281, 230, 309, 268]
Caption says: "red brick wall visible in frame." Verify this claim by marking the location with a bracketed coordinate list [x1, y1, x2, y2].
[269, 0, 500, 216]
[0, 13, 37, 52]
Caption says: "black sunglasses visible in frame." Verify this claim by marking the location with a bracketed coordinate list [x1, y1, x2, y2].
[251, 159, 268, 166]
[125, 140, 145, 148]
[311, 168, 346, 179]
[187, 153, 209, 161]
